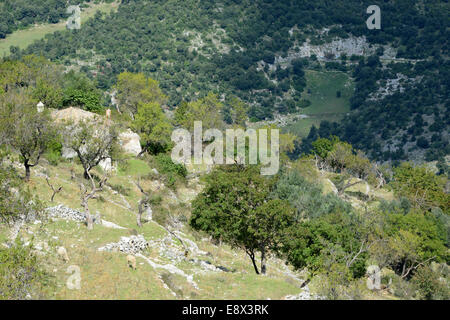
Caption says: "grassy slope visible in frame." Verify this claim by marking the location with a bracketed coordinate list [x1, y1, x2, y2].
[285, 70, 354, 137]
[0, 151, 396, 299]
[4, 158, 303, 299]
[0, 1, 119, 57]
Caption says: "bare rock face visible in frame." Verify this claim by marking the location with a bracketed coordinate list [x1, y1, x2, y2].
[119, 129, 142, 156]
[51, 107, 100, 124]
[272, 35, 397, 70]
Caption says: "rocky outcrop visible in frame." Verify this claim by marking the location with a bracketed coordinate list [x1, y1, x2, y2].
[51, 107, 100, 123]
[272, 35, 396, 70]
[119, 129, 142, 156]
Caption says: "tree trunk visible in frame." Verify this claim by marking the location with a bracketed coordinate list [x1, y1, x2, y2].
[81, 197, 94, 230]
[137, 200, 145, 227]
[136, 212, 142, 227]
[84, 169, 90, 180]
[24, 164, 31, 181]
[260, 247, 267, 275]
[247, 250, 259, 274]
[86, 213, 94, 230]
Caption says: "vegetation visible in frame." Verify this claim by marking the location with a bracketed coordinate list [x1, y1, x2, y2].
[0, 1, 448, 301]
[0, 240, 51, 299]
[191, 165, 294, 274]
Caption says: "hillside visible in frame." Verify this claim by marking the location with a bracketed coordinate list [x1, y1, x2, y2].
[6, 0, 448, 162]
[0, 0, 449, 303]
[0, 135, 404, 300]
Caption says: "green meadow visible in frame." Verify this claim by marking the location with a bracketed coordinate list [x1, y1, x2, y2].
[0, 1, 119, 57]
[285, 70, 354, 137]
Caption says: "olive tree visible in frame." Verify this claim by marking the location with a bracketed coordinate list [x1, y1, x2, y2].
[62, 119, 120, 179]
[0, 90, 57, 181]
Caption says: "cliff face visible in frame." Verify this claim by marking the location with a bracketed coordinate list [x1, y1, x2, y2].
[271, 35, 397, 70]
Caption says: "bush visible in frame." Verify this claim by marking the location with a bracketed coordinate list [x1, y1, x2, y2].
[411, 265, 449, 300]
[0, 241, 52, 299]
[153, 154, 187, 188]
[44, 136, 63, 166]
[155, 154, 187, 178]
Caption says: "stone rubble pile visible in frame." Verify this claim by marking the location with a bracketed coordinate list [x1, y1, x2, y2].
[46, 205, 100, 224]
[98, 235, 148, 254]
[284, 285, 323, 300]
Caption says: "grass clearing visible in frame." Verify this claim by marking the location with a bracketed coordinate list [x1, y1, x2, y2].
[0, 1, 119, 57]
[285, 70, 354, 138]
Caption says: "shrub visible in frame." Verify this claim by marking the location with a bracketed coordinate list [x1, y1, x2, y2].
[153, 154, 187, 188]
[155, 154, 187, 178]
[0, 241, 52, 299]
[411, 265, 449, 300]
[44, 136, 62, 166]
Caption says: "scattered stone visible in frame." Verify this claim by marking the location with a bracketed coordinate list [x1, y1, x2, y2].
[284, 285, 324, 300]
[98, 235, 148, 255]
[46, 205, 93, 223]
[46, 205, 121, 228]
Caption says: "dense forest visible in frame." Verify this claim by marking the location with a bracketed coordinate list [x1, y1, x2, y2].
[299, 53, 450, 164]
[6, 0, 447, 162]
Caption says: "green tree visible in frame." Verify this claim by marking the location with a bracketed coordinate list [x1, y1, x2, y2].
[62, 71, 103, 113]
[0, 90, 57, 181]
[190, 165, 294, 274]
[227, 96, 248, 128]
[174, 92, 224, 132]
[0, 150, 42, 225]
[383, 211, 448, 278]
[114, 72, 167, 118]
[131, 102, 172, 155]
[0, 240, 51, 300]
[391, 163, 449, 213]
[62, 119, 120, 179]
[311, 136, 340, 159]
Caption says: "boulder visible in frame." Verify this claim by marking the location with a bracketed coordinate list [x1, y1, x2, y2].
[99, 157, 114, 172]
[119, 129, 142, 156]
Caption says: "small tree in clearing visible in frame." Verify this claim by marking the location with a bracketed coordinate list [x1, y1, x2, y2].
[0, 90, 57, 181]
[63, 119, 119, 180]
[131, 102, 172, 155]
[79, 171, 108, 230]
[190, 165, 295, 274]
